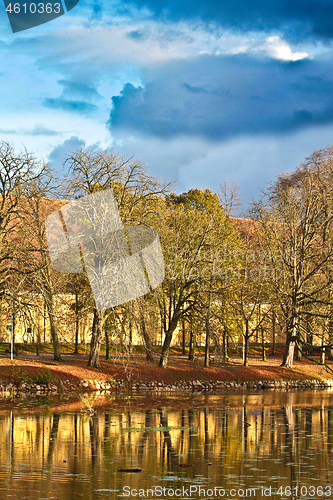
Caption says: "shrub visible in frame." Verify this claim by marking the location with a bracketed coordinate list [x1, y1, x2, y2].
[31, 369, 55, 384]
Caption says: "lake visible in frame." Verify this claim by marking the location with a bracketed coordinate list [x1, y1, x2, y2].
[0, 390, 332, 499]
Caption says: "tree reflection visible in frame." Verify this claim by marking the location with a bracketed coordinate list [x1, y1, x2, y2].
[89, 412, 99, 468]
[158, 408, 178, 468]
[282, 405, 298, 496]
[0, 393, 332, 500]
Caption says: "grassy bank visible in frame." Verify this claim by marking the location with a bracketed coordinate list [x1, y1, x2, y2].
[0, 355, 331, 390]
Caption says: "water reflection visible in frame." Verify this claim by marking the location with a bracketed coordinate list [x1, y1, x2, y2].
[0, 391, 332, 499]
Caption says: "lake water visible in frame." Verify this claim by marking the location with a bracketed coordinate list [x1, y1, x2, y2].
[0, 390, 332, 499]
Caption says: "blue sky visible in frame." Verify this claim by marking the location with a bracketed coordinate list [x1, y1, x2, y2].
[1, 1, 333, 209]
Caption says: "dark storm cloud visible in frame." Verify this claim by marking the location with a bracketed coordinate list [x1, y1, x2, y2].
[108, 54, 333, 141]
[43, 98, 98, 115]
[124, 0, 333, 40]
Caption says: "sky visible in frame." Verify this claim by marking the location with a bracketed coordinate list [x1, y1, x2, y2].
[1, 1, 333, 211]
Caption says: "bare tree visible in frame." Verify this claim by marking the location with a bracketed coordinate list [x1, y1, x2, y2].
[219, 180, 242, 217]
[250, 147, 333, 368]
[64, 146, 171, 368]
[18, 168, 68, 361]
[64, 274, 91, 353]
[0, 142, 46, 286]
[0, 143, 67, 358]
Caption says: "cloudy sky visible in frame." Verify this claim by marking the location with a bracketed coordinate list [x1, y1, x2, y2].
[1, 1, 333, 210]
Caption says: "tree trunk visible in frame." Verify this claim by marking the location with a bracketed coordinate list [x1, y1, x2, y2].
[243, 320, 250, 367]
[188, 318, 194, 361]
[12, 310, 16, 357]
[139, 307, 153, 362]
[296, 318, 302, 360]
[261, 326, 266, 361]
[306, 318, 313, 355]
[74, 293, 79, 354]
[244, 335, 249, 367]
[223, 327, 228, 362]
[204, 286, 212, 368]
[105, 319, 110, 360]
[204, 310, 211, 368]
[36, 321, 41, 357]
[327, 315, 333, 361]
[88, 308, 102, 368]
[46, 295, 62, 361]
[128, 312, 133, 354]
[159, 317, 179, 368]
[321, 332, 326, 365]
[281, 313, 299, 368]
[182, 318, 186, 355]
[282, 338, 296, 368]
[272, 311, 276, 356]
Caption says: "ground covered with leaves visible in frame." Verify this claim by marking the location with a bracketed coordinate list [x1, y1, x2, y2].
[0, 353, 331, 389]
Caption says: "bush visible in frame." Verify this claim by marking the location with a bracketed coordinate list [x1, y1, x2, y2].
[31, 369, 55, 384]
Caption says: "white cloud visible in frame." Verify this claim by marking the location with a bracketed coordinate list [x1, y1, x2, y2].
[4, 17, 314, 73]
[264, 36, 308, 61]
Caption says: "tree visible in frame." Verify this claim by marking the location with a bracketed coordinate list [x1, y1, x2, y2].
[0, 142, 45, 286]
[134, 296, 155, 362]
[64, 146, 170, 368]
[65, 274, 90, 354]
[157, 189, 239, 368]
[217, 223, 273, 366]
[0, 142, 66, 359]
[219, 180, 242, 217]
[251, 146, 333, 368]
[18, 167, 68, 361]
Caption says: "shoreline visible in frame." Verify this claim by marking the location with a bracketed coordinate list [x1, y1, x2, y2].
[0, 377, 332, 398]
[0, 356, 332, 398]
